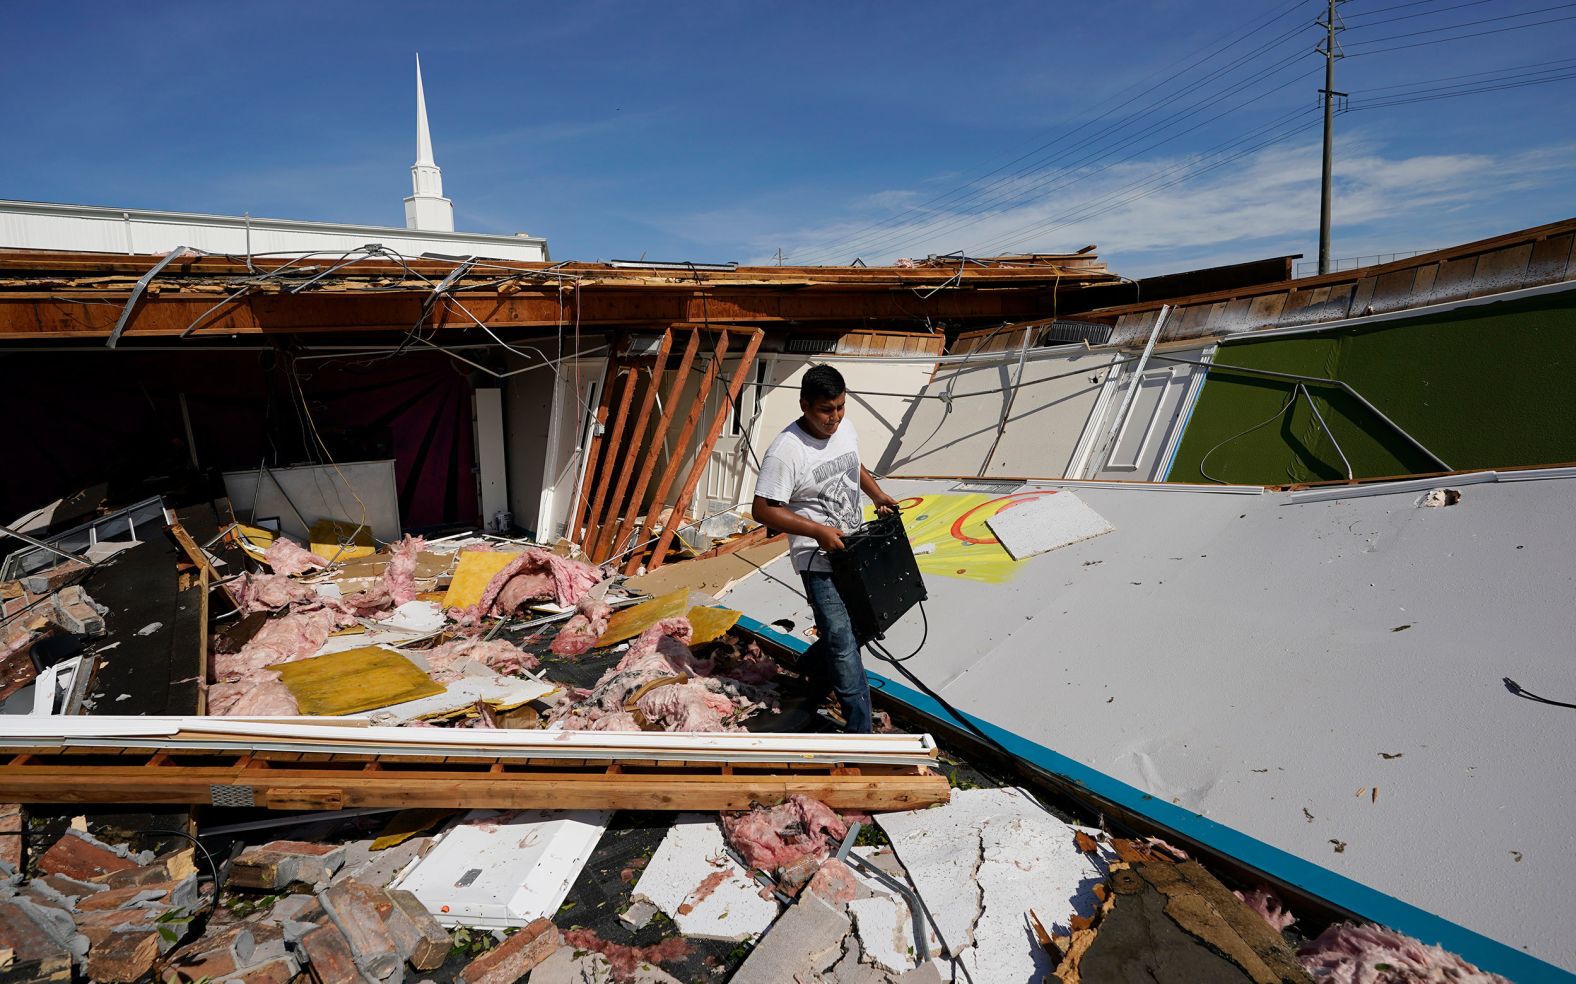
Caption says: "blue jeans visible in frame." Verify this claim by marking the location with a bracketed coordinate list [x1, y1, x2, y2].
[800, 571, 873, 734]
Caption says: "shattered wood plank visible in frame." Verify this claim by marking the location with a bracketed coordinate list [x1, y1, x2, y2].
[647, 327, 765, 571]
[580, 359, 642, 561]
[587, 328, 674, 561]
[626, 327, 731, 575]
[612, 327, 700, 568]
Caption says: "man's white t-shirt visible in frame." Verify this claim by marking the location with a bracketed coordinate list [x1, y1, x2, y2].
[754, 419, 863, 573]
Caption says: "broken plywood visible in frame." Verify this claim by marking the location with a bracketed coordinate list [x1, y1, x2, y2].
[876, 787, 1103, 983]
[391, 808, 610, 929]
[630, 813, 779, 942]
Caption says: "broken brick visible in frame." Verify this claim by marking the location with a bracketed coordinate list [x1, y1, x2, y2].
[227, 955, 301, 984]
[459, 917, 560, 984]
[74, 906, 157, 948]
[318, 880, 400, 980]
[298, 924, 360, 984]
[0, 804, 20, 871]
[382, 887, 449, 971]
[85, 927, 162, 983]
[36, 830, 137, 882]
[230, 840, 346, 890]
[0, 902, 72, 982]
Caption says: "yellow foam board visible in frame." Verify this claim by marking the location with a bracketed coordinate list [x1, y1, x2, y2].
[596, 589, 690, 647]
[687, 605, 742, 645]
[276, 646, 444, 716]
[441, 550, 519, 609]
[310, 518, 377, 563]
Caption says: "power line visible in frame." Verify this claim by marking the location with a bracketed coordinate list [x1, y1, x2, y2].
[1341, 0, 1492, 27]
[1344, 1, 1576, 46]
[969, 105, 1323, 256]
[1349, 69, 1576, 108]
[1347, 10, 1576, 54]
[1353, 56, 1576, 92]
[820, 43, 1322, 263]
[787, 0, 1320, 261]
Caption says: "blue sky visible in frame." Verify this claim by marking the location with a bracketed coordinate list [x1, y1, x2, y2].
[3, 1, 1573, 277]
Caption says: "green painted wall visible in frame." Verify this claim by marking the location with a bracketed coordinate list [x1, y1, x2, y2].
[1166, 289, 1576, 485]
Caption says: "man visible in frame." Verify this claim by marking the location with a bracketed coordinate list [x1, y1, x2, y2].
[752, 364, 899, 734]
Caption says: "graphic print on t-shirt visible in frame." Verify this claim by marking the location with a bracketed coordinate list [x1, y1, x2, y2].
[811, 450, 862, 532]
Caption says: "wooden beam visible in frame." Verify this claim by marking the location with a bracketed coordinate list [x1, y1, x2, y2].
[577, 360, 641, 558]
[0, 284, 1108, 341]
[0, 754, 947, 813]
[647, 328, 765, 571]
[608, 328, 700, 568]
[624, 329, 731, 575]
[586, 328, 674, 562]
[566, 356, 621, 548]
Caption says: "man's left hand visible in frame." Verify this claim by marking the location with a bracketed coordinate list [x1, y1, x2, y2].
[872, 492, 900, 516]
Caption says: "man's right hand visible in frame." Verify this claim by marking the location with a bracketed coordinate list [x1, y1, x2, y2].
[813, 524, 846, 553]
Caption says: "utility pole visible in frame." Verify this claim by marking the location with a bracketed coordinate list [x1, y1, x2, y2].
[1317, 0, 1347, 274]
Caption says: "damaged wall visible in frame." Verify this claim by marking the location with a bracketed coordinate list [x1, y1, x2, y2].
[0, 349, 479, 529]
[1166, 288, 1576, 485]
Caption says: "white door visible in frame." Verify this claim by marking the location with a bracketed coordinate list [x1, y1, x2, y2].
[699, 359, 766, 509]
[537, 360, 604, 541]
[1084, 346, 1215, 481]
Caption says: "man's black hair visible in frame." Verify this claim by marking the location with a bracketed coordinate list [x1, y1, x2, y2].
[801, 364, 847, 403]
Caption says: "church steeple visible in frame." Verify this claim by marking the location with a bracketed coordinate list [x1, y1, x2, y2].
[404, 55, 455, 231]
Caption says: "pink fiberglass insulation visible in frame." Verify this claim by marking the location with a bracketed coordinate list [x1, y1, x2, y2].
[549, 596, 614, 656]
[1297, 923, 1510, 984]
[633, 680, 742, 731]
[208, 672, 298, 716]
[382, 534, 426, 606]
[1235, 887, 1296, 932]
[233, 573, 320, 613]
[549, 616, 773, 732]
[418, 637, 540, 683]
[263, 538, 328, 577]
[214, 609, 339, 683]
[721, 795, 850, 874]
[560, 929, 690, 982]
[207, 608, 343, 716]
[451, 548, 603, 624]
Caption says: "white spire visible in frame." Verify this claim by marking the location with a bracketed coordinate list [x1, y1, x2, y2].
[405, 54, 454, 232]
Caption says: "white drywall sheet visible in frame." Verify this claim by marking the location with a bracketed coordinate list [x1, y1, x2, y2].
[722, 474, 1576, 975]
[877, 349, 1117, 479]
[631, 813, 779, 941]
[392, 808, 610, 928]
[875, 787, 1103, 983]
[985, 490, 1113, 560]
[223, 460, 401, 544]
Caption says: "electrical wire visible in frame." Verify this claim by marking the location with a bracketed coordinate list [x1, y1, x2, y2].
[791, 0, 1319, 261]
[1346, 8, 1576, 54]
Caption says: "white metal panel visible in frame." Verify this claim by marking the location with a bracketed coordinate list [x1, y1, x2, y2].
[538, 361, 604, 542]
[222, 460, 401, 544]
[393, 809, 610, 928]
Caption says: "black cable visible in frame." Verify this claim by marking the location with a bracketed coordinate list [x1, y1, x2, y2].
[138, 829, 224, 913]
[1503, 677, 1576, 710]
[1346, 9, 1576, 54]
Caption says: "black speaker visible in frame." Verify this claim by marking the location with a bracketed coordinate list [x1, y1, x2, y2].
[828, 512, 927, 641]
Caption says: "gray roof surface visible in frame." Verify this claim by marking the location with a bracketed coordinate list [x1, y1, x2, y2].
[721, 473, 1576, 973]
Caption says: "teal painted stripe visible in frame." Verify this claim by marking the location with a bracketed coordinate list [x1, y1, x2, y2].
[735, 613, 1574, 984]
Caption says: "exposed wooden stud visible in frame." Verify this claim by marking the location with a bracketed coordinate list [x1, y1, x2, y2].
[647, 328, 765, 571]
[578, 361, 641, 556]
[586, 328, 675, 561]
[610, 328, 701, 570]
[625, 328, 732, 575]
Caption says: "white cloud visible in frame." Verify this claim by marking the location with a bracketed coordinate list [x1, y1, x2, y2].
[743, 130, 1576, 277]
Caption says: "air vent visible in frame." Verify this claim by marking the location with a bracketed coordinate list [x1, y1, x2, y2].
[784, 337, 839, 355]
[1042, 321, 1113, 346]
